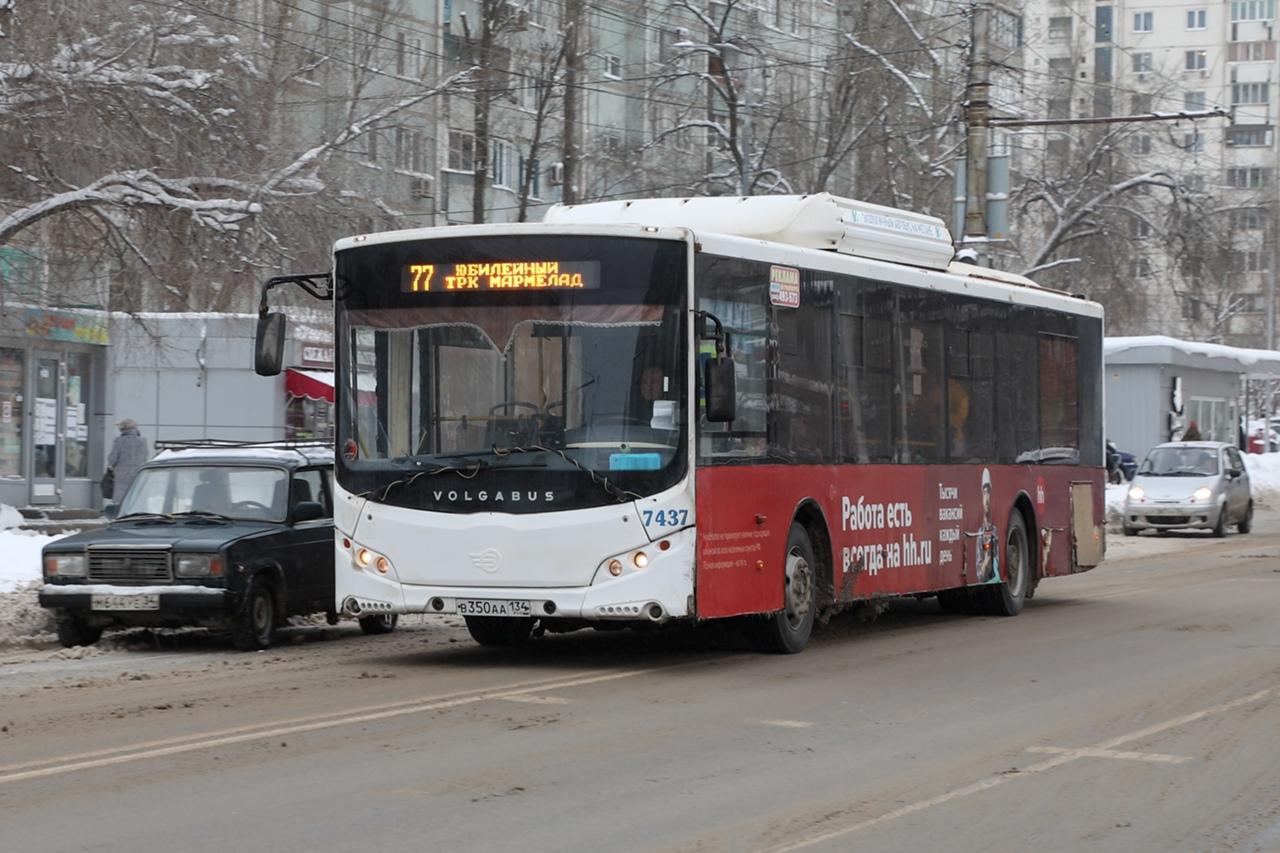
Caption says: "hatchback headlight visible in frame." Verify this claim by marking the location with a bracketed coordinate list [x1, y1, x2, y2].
[1127, 485, 1145, 501]
[44, 554, 86, 577]
[1191, 486, 1213, 503]
[175, 554, 222, 578]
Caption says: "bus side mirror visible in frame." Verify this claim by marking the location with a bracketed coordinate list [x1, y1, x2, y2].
[704, 357, 737, 423]
[255, 312, 286, 376]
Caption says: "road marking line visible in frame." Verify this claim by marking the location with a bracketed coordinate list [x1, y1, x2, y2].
[0, 667, 685, 785]
[763, 686, 1274, 853]
[1026, 746, 1192, 764]
[498, 694, 573, 705]
[0, 669, 615, 776]
[758, 720, 814, 729]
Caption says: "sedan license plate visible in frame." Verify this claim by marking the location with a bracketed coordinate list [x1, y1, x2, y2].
[456, 599, 531, 618]
[91, 594, 160, 611]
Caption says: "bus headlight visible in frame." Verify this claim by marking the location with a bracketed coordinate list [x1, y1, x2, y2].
[352, 545, 392, 574]
[44, 554, 86, 577]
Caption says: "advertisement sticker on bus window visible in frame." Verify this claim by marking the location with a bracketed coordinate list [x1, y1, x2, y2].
[769, 265, 800, 309]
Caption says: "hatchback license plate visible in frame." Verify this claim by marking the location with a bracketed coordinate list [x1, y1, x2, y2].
[456, 599, 531, 617]
[91, 594, 160, 611]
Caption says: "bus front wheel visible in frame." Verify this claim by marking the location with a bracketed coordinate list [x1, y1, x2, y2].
[745, 523, 817, 654]
[465, 615, 535, 647]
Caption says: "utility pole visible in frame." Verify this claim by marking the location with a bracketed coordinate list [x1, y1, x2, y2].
[561, 0, 584, 205]
[962, 0, 993, 257]
[727, 42, 751, 195]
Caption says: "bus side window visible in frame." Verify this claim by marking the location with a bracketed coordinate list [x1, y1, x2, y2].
[946, 328, 995, 463]
[996, 327, 1040, 463]
[898, 315, 944, 464]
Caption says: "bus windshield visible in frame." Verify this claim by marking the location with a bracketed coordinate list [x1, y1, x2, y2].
[334, 235, 687, 513]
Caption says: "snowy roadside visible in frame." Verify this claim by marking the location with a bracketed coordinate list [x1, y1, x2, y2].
[0, 505, 74, 647]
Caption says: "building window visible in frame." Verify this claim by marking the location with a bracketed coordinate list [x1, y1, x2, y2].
[1229, 41, 1275, 61]
[1130, 134, 1153, 154]
[1227, 166, 1270, 187]
[1048, 56, 1073, 77]
[1131, 92, 1153, 112]
[1132, 52, 1153, 73]
[1185, 91, 1207, 110]
[1187, 9, 1207, 29]
[1133, 11, 1154, 32]
[491, 139, 512, 187]
[1231, 208, 1266, 229]
[1186, 173, 1207, 192]
[1048, 16, 1072, 41]
[0, 348, 24, 479]
[1232, 0, 1275, 22]
[602, 53, 622, 79]
[517, 157, 541, 197]
[1047, 97, 1070, 120]
[1233, 81, 1270, 103]
[1096, 4, 1113, 42]
[1131, 217, 1152, 238]
[448, 129, 475, 172]
[1182, 130, 1206, 151]
[1185, 50, 1208, 71]
[1131, 258, 1153, 278]
[1226, 125, 1274, 146]
[994, 10, 1023, 48]
[1233, 249, 1271, 271]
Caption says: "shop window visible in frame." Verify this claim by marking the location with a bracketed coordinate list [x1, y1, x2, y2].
[64, 352, 90, 479]
[33, 357, 58, 479]
[0, 348, 22, 478]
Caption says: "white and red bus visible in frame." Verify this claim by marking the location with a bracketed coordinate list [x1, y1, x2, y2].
[255, 194, 1105, 653]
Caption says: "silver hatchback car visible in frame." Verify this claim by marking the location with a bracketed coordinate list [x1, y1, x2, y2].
[1122, 442, 1253, 537]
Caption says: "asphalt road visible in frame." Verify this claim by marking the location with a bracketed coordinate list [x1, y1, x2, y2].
[2, 522, 1279, 853]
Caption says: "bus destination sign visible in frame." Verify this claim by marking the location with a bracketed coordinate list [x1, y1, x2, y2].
[403, 260, 602, 293]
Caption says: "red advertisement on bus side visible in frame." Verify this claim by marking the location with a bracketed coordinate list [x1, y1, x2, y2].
[694, 464, 1104, 618]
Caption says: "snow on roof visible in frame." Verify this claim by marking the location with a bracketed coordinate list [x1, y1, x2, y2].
[544, 193, 956, 272]
[1104, 335, 1280, 376]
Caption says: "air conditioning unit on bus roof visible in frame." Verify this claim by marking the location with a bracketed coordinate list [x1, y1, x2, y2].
[542, 193, 956, 271]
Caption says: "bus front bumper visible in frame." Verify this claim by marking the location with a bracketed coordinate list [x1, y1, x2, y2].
[336, 529, 695, 623]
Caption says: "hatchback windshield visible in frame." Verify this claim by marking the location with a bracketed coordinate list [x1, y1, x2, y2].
[1139, 447, 1220, 477]
[118, 466, 288, 521]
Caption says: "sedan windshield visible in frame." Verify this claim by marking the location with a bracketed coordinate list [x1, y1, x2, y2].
[118, 466, 288, 521]
[1139, 447, 1220, 477]
[335, 235, 687, 513]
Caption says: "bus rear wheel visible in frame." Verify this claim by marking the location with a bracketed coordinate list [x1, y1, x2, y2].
[982, 512, 1029, 617]
[465, 616, 535, 647]
[745, 523, 817, 654]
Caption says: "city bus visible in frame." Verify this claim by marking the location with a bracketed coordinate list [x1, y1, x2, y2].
[254, 194, 1105, 653]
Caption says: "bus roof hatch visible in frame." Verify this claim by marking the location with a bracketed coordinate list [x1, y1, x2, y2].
[543, 193, 955, 272]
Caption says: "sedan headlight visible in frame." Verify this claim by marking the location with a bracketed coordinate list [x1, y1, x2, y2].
[44, 553, 86, 577]
[1127, 485, 1145, 501]
[175, 554, 222, 578]
[1191, 486, 1213, 503]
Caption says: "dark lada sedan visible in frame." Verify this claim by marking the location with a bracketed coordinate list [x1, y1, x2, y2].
[39, 442, 396, 650]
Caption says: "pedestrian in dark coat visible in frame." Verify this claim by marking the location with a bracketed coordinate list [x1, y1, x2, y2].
[107, 419, 148, 501]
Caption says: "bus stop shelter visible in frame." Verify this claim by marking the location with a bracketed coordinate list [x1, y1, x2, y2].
[1104, 335, 1280, 459]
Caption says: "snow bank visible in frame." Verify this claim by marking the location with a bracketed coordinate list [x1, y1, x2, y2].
[0, 503, 23, 529]
[0, 527, 69, 592]
[1105, 483, 1128, 526]
[0, 584, 55, 646]
[1246, 453, 1280, 504]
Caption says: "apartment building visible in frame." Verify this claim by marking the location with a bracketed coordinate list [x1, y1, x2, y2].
[1023, 0, 1279, 346]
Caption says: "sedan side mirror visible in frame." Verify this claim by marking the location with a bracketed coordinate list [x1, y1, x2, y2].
[255, 312, 286, 376]
[291, 500, 325, 523]
[103, 503, 119, 520]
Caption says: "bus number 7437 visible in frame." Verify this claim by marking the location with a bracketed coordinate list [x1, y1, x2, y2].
[642, 509, 689, 527]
